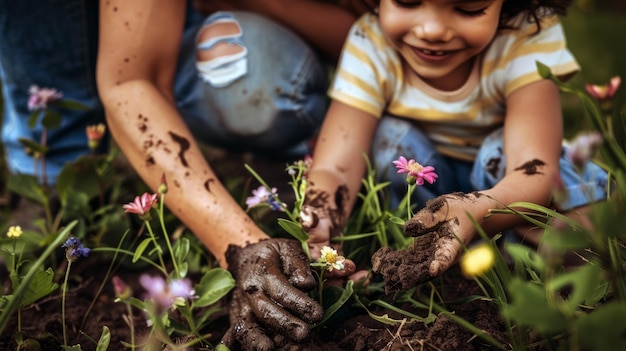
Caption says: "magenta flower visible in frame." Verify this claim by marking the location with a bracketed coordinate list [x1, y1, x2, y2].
[123, 192, 158, 220]
[139, 274, 196, 311]
[393, 156, 438, 185]
[585, 76, 621, 101]
[27, 85, 63, 111]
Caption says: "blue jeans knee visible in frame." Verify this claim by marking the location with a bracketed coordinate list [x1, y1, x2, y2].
[372, 116, 469, 208]
[176, 11, 329, 156]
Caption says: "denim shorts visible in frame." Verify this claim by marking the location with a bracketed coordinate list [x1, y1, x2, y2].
[372, 115, 609, 211]
[0, 3, 328, 182]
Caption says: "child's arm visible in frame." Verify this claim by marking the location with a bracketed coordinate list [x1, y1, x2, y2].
[403, 78, 564, 278]
[303, 100, 378, 260]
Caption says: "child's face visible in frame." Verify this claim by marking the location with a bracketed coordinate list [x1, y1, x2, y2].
[379, 0, 503, 90]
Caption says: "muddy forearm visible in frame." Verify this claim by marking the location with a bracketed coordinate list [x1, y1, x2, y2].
[479, 159, 557, 234]
[101, 81, 268, 266]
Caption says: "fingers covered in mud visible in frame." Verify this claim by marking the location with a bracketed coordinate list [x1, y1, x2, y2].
[372, 215, 462, 294]
[222, 239, 323, 350]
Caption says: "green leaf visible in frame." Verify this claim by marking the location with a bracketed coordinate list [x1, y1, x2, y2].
[133, 238, 152, 263]
[55, 99, 90, 111]
[501, 278, 568, 333]
[17, 137, 48, 155]
[27, 110, 40, 129]
[193, 268, 235, 307]
[10, 267, 59, 309]
[0, 221, 75, 334]
[546, 263, 604, 309]
[536, 61, 552, 79]
[174, 237, 190, 263]
[353, 294, 407, 326]
[41, 110, 62, 129]
[215, 344, 231, 351]
[61, 345, 83, 350]
[7, 174, 46, 205]
[577, 302, 626, 351]
[96, 326, 111, 351]
[503, 243, 545, 272]
[277, 218, 309, 242]
[317, 280, 354, 326]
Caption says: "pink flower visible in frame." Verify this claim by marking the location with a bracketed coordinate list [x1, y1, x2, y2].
[27, 85, 63, 111]
[123, 192, 158, 219]
[139, 274, 195, 311]
[86, 123, 106, 150]
[565, 131, 603, 171]
[392, 156, 438, 186]
[585, 76, 621, 101]
[112, 276, 132, 300]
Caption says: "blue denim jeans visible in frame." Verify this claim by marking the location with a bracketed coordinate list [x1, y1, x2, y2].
[372, 115, 609, 211]
[0, 4, 328, 182]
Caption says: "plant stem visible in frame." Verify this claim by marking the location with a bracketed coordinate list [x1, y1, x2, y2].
[144, 221, 167, 275]
[62, 260, 73, 347]
[158, 194, 180, 279]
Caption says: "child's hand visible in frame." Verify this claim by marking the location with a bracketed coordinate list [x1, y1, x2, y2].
[372, 192, 482, 293]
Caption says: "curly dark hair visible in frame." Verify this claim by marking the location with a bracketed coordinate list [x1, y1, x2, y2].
[360, 0, 574, 32]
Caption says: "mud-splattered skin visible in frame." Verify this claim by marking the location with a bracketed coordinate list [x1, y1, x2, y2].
[301, 184, 349, 249]
[515, 158, 546, 175]
[223, 239, 323, 351]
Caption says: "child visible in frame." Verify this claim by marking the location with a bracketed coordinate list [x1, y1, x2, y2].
[300, 0, 609, 286]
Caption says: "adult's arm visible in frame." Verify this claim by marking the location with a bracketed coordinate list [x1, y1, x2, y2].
[96, 0, 268, 266]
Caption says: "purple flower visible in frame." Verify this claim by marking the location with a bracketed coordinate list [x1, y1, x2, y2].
[123, 192, 158, 220]
[27, 85, 63, 111]
[62, 237, 91, 262]
[139, 274, 196, 311]
[392, 156, 439, 185]
[246, 186, 285, 211]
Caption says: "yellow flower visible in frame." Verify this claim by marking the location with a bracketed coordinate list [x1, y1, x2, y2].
[460, 243, 495, 277]
[7, 225, 23, 238]
[318, 246, 345, 271]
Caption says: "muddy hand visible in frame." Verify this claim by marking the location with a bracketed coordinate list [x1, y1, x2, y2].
[220, 238, 323, 351]
[301, 204, 356, 279]
[372, 193, 480, 294]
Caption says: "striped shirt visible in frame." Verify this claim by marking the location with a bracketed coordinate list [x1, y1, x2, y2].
[329, 12, 580, 161]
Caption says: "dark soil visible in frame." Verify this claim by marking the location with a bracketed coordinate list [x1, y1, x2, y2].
[0, 259, 507, 351]
[0, 153, 507, 350]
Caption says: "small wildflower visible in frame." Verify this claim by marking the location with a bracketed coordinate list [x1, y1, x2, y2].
[392, 156, 438, 186]
[246, 186, 285, 211]
[112, 276, 133, 301]
[123, 192, 159, 220]
[585, 76, 621, 101]
[460, 243, 495, 277]
[318, 246, 346, 271]
[6, 225, 22, 238]
[62, 237, 91, 262]
[158, 173, 168, 195]
[139, 274, 196, 311]
[565, 131, 603, 171]
[27, 85, 63, 111]
[86, 123, 106, 150]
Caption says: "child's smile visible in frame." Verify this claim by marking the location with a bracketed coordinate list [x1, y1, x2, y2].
[379, 0, 504, 91]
